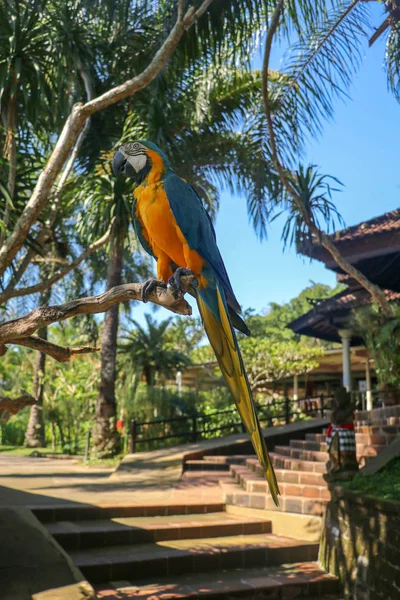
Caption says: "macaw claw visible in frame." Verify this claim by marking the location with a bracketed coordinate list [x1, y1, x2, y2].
[141, 278, 167, 303]
[169, 267, 195, 298]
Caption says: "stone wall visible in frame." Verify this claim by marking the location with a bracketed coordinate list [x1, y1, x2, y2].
[319, 486, 400, 600]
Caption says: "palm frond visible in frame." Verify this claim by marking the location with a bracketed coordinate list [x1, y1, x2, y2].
[275, 1, 371, 153]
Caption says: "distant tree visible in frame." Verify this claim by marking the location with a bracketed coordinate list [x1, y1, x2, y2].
[119, 314, 190, 387]
[239, 337, 323, 396]
[164, 317, 205, 356]
[243, 282, 343, 344]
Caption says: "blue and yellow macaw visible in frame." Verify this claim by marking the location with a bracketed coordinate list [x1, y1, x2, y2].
[113, 140, 280, 505]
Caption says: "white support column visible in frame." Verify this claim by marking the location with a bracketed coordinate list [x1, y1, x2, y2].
[338, 329, 352, 392]
[293, 374, 299, 401]
[365, 359, 373, 411]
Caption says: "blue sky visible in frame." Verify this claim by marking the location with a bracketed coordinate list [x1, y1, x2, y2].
[134, 11, 400, 325]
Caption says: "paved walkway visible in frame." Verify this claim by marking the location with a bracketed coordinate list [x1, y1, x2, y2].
[0, 454, 230, 508]
[0, 420, 329, 509]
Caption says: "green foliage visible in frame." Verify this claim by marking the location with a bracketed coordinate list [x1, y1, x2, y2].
[164, 317, 205, 355]
[119, 314, 191, 387]
[274, 164, 344, 250]
[44, 351, 99, 454]
[239, 337, 323, 395]
[353, 303, 400, 388]
[343, 457, 400, 503]
[244, 281, 344, 344]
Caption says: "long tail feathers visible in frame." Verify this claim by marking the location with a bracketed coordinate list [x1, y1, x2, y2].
[196, 285, 281, 506]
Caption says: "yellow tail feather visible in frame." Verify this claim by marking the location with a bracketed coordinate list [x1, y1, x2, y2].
[196, 288, 281, 506]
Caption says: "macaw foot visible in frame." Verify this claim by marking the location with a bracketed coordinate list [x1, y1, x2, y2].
[168, 267, 196, 298]
[141, 278, 167, 303]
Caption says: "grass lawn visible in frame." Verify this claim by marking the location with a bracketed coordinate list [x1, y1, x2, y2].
[342, 457, 400, 502]
[0, 445, 65, 456]
[0, 444, 123, 468]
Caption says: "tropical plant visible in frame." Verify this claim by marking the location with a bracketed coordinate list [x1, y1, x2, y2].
[239, 337, 323, 396]
[353, 303, 400, 388]
[260, 0, 398, 315]
[119, 314, 190, 387]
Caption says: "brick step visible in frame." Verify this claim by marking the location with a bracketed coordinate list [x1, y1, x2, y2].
[274, 445, 328, 463]
[292, 439, 390, 457]
[70, 533, 319, 583]
[356, 424, 400, 435]
[230, 466, 330, 501]
[93, 562, 340, 599]
[355, 407, 400, 422]
[31, 502, 225, 524]
[246, 459, 326, 486]
[204, 455, 252, 463]
[270, 453, 327, 473]
[290, 439, 328, 451]
[221, 482, 328, 516]
[183, 460, 231, 472]
[183, 455, 250, 471]
[46, 512, 272, 550]
[356, 416, 400, 427]
[306, 431, 398, 445]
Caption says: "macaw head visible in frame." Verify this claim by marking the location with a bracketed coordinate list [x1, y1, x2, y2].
[112, 140, 171, 183]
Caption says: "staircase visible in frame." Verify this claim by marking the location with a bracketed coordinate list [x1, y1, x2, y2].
[184, 417, 398, 517]
[32, 503, 341, 599]
[32, 411, 399, 599]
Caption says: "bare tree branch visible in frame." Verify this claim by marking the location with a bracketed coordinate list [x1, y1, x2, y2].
[0, 221, 114, 304]
[262, 1, 392, 317]
[15, 336, 99, 362]
[369, 15, 391, 46]
[0, 0, 214, 277]
[32, 257, 69, 265]
[0, 392, 37, 415]
[0, 276, 195, 356]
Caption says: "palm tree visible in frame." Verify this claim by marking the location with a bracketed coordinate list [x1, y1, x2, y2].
[120, 315, 190, 387]
[77, 62, 302, 456]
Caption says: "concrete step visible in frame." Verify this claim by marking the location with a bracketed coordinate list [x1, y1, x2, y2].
[270, 453, 327, 473]
[221, 482, 328, 516]
[46, 512, 272, 550]
[246, 458, 327, 486]
[70, 533, 319, 583]
[274, 446, 328, 463]
[93, 562, 340, 599]
[31, 502, 225, 523]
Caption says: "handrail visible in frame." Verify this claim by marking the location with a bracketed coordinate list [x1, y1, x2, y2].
[128, 394, 331, 453]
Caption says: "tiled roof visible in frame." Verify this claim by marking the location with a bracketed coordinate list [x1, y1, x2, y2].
[331, 209, 400, 243]
[288, 287, 400, 342]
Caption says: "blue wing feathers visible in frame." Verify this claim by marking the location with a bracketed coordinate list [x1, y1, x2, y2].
[163, 173, 242, 315]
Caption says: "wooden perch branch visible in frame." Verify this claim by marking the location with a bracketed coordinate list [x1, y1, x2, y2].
[0, 392, 37, 415]
[0, 275, 195, 359]
[0, 0, 214, 278]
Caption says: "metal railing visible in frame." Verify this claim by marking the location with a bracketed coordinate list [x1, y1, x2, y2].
[128, 394, 330, 453]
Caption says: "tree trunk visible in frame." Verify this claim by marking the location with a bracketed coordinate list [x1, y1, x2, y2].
[92, 232, 123, 457]
[25, 265, 52, 448]
[0, 91, 17, 248]
[25, 324, 47, 448]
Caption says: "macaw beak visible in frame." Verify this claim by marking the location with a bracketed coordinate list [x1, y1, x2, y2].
[112, 150, 128, 178]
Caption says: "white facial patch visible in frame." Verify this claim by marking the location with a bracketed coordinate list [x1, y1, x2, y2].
[127, 153, 147, 172]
